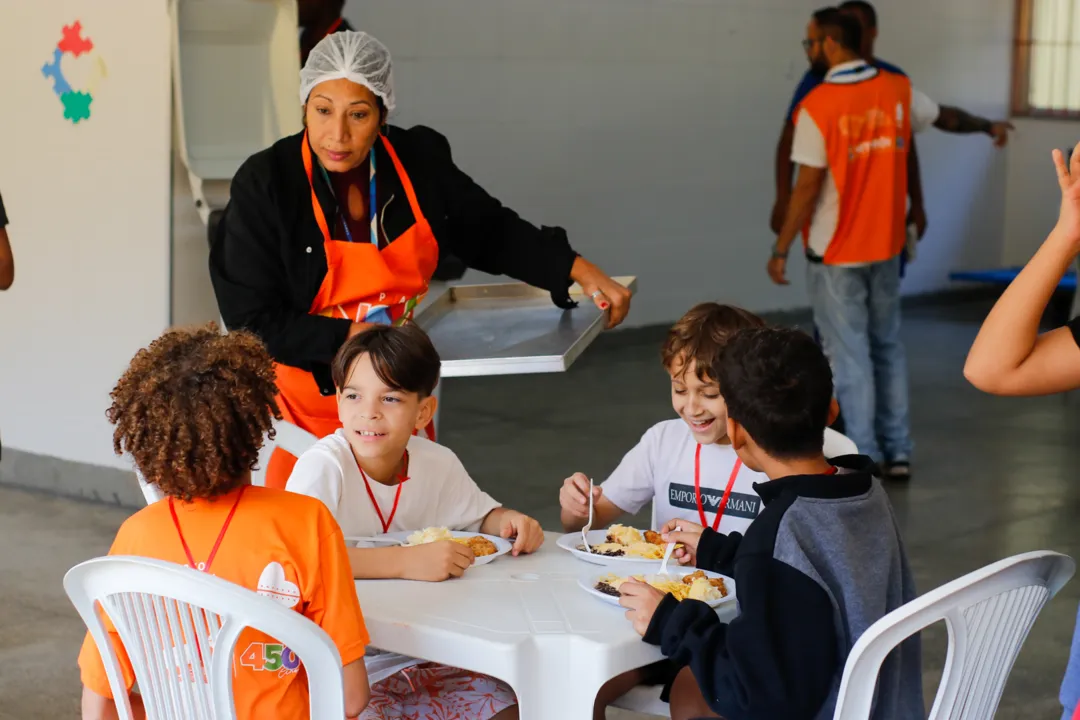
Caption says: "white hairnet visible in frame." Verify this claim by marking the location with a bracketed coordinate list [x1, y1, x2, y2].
[299, 31, 396, 114]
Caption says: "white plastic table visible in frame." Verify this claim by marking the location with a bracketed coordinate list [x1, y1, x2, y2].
[354, 531, 736, 720]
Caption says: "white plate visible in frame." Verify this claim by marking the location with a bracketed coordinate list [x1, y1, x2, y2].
[381, 530, 512, 566]
[344, 536, 405, 549]
[578, 567, 737, 609]
[556, 530, 668, 567]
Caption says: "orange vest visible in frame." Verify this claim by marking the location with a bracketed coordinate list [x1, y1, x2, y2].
[798, 70, 912, 265]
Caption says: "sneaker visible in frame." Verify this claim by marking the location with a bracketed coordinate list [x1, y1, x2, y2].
[883, 461, 911, 480]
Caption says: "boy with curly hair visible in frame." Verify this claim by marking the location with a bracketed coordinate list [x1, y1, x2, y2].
[77, 325, 372, 720]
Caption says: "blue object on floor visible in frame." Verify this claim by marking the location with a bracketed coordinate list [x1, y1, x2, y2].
[949, 267, 1077, 291]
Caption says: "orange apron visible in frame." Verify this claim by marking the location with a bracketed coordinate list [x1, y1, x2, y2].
[265, 132, 439, 489]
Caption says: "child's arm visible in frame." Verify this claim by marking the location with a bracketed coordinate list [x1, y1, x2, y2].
[660, 519, 742, 573]
[642, 553, 840, 719]
[343, 658, 371, 719]
[560, 426, 663, 532]
[964, 143, 1080, 396]
[347, 544, 475, 581]
[480, 507, 545, 555]
[559, 472, 625, 532]
[693, 528, 743, 578]
[81, 687, 145, 720]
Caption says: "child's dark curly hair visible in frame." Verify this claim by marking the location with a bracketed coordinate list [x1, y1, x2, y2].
[106, 325, 281, 501]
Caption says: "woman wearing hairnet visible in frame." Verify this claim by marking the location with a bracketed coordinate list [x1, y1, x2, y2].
[211, 32, 631, 490]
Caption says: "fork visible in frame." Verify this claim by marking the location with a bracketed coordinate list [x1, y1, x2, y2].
[581, 478, 595, 552]
[658, 525, 680, 576]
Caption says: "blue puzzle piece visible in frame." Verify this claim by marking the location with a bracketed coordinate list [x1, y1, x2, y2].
[61, 91, 93, 123]
[42, 48, 72, 97]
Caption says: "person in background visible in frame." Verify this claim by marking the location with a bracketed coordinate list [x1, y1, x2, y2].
[767, 9, 938, 478]
[299, 0, 352, 66]
[77, 326, 371, 720]
[771, 1, 1013, 240]
[619, 326, 919, 720]
[0, 192, 13, 290]
[963, 140, 1080, 720]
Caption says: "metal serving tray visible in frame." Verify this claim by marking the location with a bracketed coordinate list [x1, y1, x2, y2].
[414, 276, 637, 378]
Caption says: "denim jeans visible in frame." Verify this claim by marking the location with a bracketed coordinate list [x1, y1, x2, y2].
[806, 256, 912, 463]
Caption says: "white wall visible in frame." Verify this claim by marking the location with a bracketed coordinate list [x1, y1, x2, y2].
[1002, 118, 1079, 265]
[0, 2, 172, 469]
[347, 0, 1014, 326]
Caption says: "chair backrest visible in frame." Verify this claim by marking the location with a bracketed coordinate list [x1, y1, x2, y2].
[134, 419, 319, 505]
[65, 555, 345, 720]
[823, 427, 858, 458]
[833, 550, 1075, 720]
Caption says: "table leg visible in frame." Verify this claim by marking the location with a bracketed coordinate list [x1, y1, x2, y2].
[509, 645, 617, 720]
[514, 674, 604, 720]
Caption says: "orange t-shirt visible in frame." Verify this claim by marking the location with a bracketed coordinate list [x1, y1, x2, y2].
[77, 485, 369, 719]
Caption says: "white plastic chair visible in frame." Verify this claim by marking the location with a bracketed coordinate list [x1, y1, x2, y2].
[64, 555, 347, 720]
[823, 427, 858, 458]
[135, 418, 318, 505]
[833, 550, 1075, 720]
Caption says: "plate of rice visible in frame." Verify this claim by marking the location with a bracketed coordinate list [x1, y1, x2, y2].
[383, 527, 512, 566]
[579, 568, 735, 609]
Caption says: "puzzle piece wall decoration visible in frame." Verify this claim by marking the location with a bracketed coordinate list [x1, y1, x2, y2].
[58, 21, 94, 57]
[40, 20, 104, 125]
[41, 48, 73, 97]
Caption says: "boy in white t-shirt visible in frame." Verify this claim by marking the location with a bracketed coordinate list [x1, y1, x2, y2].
[286, 324, 542, 720]
[560, 303, 840, 720]
[561, 303, 771, 540]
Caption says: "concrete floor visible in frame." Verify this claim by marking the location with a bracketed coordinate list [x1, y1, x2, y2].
[4, 297, 1080, 718]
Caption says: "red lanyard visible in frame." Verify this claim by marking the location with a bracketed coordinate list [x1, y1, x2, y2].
[694, 444, 741, 531]
[168, 486, 247, 573]
[360, 451, 410, 534]
[693, 452, 842, 531]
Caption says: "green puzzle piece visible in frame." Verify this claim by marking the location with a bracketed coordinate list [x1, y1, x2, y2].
[61, 91, 93, 123]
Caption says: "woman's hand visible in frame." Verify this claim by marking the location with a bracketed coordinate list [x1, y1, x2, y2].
[1054, 141, 1080, 244]
[570, 257, 632, 328]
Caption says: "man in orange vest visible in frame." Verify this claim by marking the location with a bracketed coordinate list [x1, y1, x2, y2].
[771, 1, 1013, 240]
[767, 8, 938, 479]
[299, 0, 352, 66]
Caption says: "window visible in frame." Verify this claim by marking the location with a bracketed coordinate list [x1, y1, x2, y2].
[1013, 0, 1080, 115]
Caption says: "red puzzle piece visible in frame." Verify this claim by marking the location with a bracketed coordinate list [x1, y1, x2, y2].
[58, 21, 94, 57]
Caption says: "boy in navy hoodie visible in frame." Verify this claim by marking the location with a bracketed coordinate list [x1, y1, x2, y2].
[619, 327, 922, 720]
